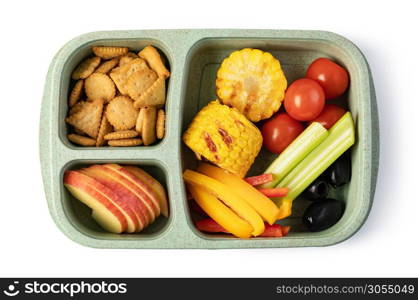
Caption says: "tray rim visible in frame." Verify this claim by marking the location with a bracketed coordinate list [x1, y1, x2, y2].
[40, 29, 379, 249]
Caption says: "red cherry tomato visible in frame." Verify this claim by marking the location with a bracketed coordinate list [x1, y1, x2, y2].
[306, 58, 349, 99]
[284, 78, 325, 121]
[262, 113, 304, 154]
[310, 104, 346, 129]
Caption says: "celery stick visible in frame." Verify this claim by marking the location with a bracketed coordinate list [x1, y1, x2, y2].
[275, 112, 355, 202]
[261, 122, 329, 188]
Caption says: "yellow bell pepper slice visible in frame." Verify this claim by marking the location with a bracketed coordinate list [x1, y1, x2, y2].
[183, 169, 265, 236]
[197, 163, 280, 225]
[188, 184, 253, 238]
[275, 199, 293, 220]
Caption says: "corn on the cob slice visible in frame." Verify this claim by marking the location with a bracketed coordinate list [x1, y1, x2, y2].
[182, 100, 262, 177]
[216, 48, 287, 122]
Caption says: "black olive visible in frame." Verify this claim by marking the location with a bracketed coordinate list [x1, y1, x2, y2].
[300, 177, 329, 201]
[327, 153, 351, 187]
[303, 198, 344, 232]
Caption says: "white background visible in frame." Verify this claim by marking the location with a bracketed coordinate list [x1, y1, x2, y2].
[0, 0, 417, 277]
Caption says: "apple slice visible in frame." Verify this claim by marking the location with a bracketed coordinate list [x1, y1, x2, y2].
[80, 166, 147, 232]
[64, 171, 128, 233]
[102, 164, 161, 219]
[118, 165, 169, 217]
[84, 164, 158, 224]
[91, 210, 122, 234]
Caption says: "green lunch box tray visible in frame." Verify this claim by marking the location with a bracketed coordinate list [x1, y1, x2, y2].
[40, 29, 378, 248]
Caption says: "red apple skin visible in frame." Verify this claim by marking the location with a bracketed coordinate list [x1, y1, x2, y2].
[102, 164, 161, 218]
[117, 168, 161, 214]
[99, 179, 149, 229]
[80, 167, 148, 232]
[64, 171, 128, 232]
[85, 164, 157, 224]
[123, 165, 169, 218]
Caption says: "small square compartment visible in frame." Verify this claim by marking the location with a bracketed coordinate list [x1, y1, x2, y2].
[60, 160, 172, 241]
[59, 40, 171, 149]
[180, 35, 377, 246]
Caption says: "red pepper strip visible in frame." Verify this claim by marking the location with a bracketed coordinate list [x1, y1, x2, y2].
[195, 218, 228, 233]
[189, 200, 208, 216]
[195, 218, 290, 238]
[281, 226, 291, 236]
[244, 173, 274, 186]
[257, 187, 289, 198]
[259, 224, 283, 237]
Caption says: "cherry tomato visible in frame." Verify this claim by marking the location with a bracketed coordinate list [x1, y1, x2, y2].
[306, 58, 349, 99]
[262, 113, 304, 153]
[284, 78, 325, 121]
[310, 104, 346, 129]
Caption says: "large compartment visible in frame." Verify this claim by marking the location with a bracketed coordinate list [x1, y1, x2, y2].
[180, 36, 376, 243]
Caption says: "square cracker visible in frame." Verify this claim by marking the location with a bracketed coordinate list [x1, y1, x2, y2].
[109, 58, 149, 95]
[126, 69, 158, 102]
[133, 77, 166, 108]
[66, 99, 104, 139]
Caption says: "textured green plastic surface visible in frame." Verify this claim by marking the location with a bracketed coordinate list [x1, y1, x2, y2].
[40, 29, 378, 248]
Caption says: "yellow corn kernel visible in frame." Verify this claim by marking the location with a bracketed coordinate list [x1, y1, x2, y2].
[216, 48, 287, 122]
[182, 100, 262, 177]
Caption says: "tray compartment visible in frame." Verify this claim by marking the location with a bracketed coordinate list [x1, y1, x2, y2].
[60, 159, 172, 240]
[180, 36, 375, 242]
[59, 39, 172, 149]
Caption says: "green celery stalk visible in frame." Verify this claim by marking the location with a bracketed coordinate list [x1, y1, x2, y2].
[261, 122, 329, 188]
[275, 112, 355, 202]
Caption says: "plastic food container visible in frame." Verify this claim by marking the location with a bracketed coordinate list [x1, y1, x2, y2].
[40, 29, 378, 248]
